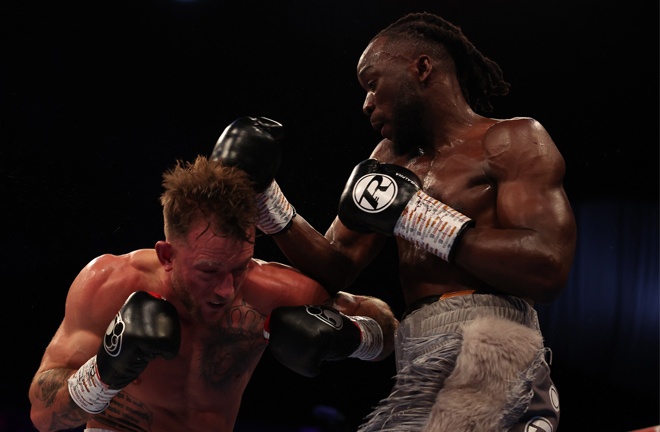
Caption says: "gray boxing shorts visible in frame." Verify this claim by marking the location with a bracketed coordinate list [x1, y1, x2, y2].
[358, 293, 560, 432]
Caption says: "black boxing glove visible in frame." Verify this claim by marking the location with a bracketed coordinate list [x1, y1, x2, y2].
[264, 305, 383, 377]
[338, 158, 422, 234]
[338, 159, 473, 262]
[212, 116, 295, 234]
[211, 116, 283, 191]
[68, 291, 181, 413]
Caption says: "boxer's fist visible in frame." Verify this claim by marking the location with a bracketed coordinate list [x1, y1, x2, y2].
[339, 160, 474, 262]
[338, 159, 422, 234]
[212, 116, 295, 234]
[96, 291, 181, 389]
[265, 305, 383, 377]
[265, 305, 361, 377]
[211, 116, 283, 191]
[68, 291, 181, 413]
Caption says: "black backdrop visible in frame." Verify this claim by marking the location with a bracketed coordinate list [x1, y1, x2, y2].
[2, 1, 658, 431]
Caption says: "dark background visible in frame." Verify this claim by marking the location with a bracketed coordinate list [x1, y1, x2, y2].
[2, 1, 658, 431]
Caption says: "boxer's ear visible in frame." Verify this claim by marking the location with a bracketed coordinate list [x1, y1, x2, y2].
[416, 55, 433, 83]
[155, 241, 173, 270]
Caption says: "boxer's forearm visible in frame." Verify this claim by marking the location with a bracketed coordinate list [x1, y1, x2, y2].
[272, 216, 357, 293]
[453, 226, 572, 304]
[327, 291, 398, 361]
[29, 368, 91, 432]
[273, 215, 386, 294]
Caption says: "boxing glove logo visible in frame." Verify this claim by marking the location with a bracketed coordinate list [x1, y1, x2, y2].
[103, 312, 125, 357]
[305, 306, 344, 330]
[352, 174, 398, 213]
[523, 417, 553, 432]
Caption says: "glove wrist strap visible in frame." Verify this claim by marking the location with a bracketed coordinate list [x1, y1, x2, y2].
[394, 190, 473, 262]
[349, 316, 383, 361]
[256, 181, 296, 235]
[68, 355, 120, 414]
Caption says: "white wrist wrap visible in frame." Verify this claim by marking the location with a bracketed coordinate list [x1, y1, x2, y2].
[68, 356, 120, 414]
[394, 190, 472, 262]
[256, 180, 295, 235]
[349, 316, 383, 361]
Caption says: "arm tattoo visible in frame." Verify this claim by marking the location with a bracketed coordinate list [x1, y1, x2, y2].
[35, 368, 89, 429]
[35, 368, 71, 407]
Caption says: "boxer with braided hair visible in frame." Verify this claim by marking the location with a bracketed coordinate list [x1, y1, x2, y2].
[218, 11, 576, 432]
[372, 11, 510, 114]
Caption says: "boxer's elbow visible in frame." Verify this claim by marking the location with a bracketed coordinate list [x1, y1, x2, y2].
[530, 254, 572, 304]
[29, 374, 81, 432]
[29, 404, 53, 432]
[29, 380, 47, 431]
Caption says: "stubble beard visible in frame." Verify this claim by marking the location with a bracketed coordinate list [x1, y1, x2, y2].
[391, 81, 425, 156]
[170, 272, 203, 323]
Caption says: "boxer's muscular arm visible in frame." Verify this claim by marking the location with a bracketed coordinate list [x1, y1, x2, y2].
[272, 214, 388, 294]
[29, 326, 99, 431]
[265, 288, 398, 377]
[29, 254, 151, 431]
[452, 118, 577, 303]
[274, 155, 474, 290]
[254, 260, 397, 361]
[29, 251, 171, 431]
[211, 116, 387, 293]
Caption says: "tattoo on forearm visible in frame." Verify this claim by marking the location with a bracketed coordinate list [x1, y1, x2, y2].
[36, 368, 89, 430]
[35, 368, 89, 429]
[50, 405, 88, 431]
[35, 368, 71, 407]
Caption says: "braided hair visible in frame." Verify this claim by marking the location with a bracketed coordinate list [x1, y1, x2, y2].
[373, 12, 510, 112]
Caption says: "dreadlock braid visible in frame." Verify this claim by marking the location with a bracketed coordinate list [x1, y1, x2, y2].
[373, 12, 510, 112]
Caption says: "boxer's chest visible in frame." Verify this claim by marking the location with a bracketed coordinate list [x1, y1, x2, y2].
[156, 302, 268, 390]
[196, 304, 268, 385]
[401, 144, 495, 215]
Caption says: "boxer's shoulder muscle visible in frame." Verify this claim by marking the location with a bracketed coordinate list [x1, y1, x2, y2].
[244, 259, 329, 311]
[482, 117, 563, 179]
[66, 250, 159, 332]
[40, 253, 147, 373]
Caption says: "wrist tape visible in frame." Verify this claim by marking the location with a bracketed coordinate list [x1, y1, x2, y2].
[256, 180, 296, 235]
[349, 316, 383, 361]
[394, 190, 473, 262]
[68, 356, 120, 414]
